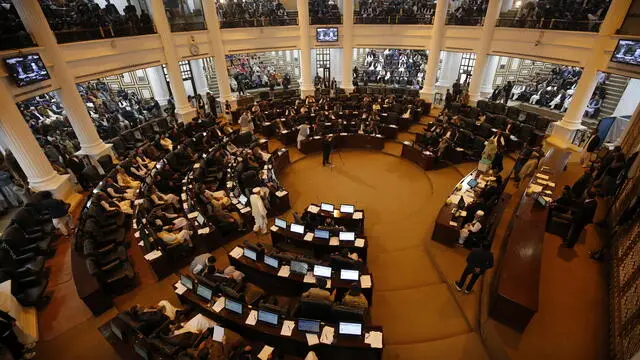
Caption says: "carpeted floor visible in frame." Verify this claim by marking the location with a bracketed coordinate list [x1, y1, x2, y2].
[33, 116, 609, 360]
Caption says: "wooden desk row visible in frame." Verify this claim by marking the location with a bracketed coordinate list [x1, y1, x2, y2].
[299, 134, 386, 154]
[227, 247, 374, 304]
[270, 227, 368, 262]
[303, 203, 365, 235]
[400, 142, 435, 170]
[177, 285, 383, 360]
[490, 147, 570, 331]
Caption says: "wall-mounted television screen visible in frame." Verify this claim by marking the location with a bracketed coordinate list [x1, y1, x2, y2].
[611, 39, 640, 66]
[4, 53, 51, 87]
[316, 28, 338, 42]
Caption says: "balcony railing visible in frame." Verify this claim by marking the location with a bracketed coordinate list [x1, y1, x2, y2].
[354, 15, 434, 25]
[445, 15, 485, 26]
[52, 24, 155, 44]
[168, 16, 207, 32]
[219, 16, 299, 29]
[496, 17, 602, 32]
[0, 32, 36, 51]
[310, 14, 342, 25]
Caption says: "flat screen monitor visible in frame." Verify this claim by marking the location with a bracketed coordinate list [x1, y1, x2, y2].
[314, 229, 330, 239]
[290, 223, 305, 234]
[316, 28, 338, 42]
[225, 298, 243, 315]
[340, 204, 355, 213]
[320, 202, 334, 212]
[536, 195, 548, 207]
[467, 178, 478, 189]
[264, 255, 279, 269]
[340, 269, 359, 281]
[339, 232, 355, 241]
[338, 322, 363, 336]
[611, 39, 640, 66]
[243, 248, 257, 261]
[180, 274, 193, 290]
[313, 265, 332, 278]
[196, 284, 213, 301]
[134, 344, 149, 360]
[258, 309, 279, 326]
[239, 194, 248, 205]
[298, 318, 321, 333]
[3, 53, 51, 87]
[110, 322, 123, 340]
[275, 218, 287, 229]
[290, 260, 308, 275]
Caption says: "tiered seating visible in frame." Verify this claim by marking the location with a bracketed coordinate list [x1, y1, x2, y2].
[0, 200, 60, 307]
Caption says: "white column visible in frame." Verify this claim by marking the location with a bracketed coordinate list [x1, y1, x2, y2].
[480, 55, 499, 96]
[202, 0, 234, 112]
[149, 0, 196, 123]
[468, 0, 502, 105]
[297, 0, 314, 97]
[146, 66, 171, 105]
[436, 51, 463, 89]
[420, 0, 448, 102]
[548, 0, 632, 149]
[190, 59, 209, 96]
[0, 79, 73, 199]
[341, 0, 354, 93]
[14, 0, 114, 163]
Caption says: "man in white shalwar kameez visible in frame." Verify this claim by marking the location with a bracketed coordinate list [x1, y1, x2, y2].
[250, 187, 268, 233]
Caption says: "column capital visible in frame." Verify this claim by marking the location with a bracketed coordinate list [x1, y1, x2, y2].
[547, 121, 586, 151]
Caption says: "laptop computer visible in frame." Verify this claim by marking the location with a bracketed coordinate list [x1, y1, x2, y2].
[320, 203, 334, 212]
[340, 204, 355, 213]
[297, 318, 321, 333]
[339, 232, 355, 241]
[338, 322, 363, 336]
[313, 265, 332, 278]
[340, 269, 359, 281]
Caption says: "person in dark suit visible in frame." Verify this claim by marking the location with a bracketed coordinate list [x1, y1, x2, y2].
[571, 167, 594, 199]
[581, 129, 601, 168]
[563, 191, 597, 248]
[444, 89, 453, 111]
[322, 134, 334, 167]
[455, 240, 494, 294]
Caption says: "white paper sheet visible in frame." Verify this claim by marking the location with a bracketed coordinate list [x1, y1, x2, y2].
[329, 237, 339, 246]
[257, 345, 274, 360]
[245, 310, 258, 326]
[320, 326, 334, 344]
[270, 225, 279, 232]
[276, 190, 288, 197]
[364, 331, 383, 348]
[134, 199, 144, 206]
[197, 227, 210, 235]
[240, 207, 251, 214]
[278, 265, 290, 277]
[449, 221, 458, 227]
[360, 275, 372, 289]
[181, 193, 187, 201]
[212, 325, 224, 342]
[229, 247, 243, 259]
[212, 297, 225, 312]
[306, 333, 319, 346]
[304, 232, 314, 241]
[144, 250, 162, 261]
[281, 320, 295, 336]
[138, 240, 144, 246]
[355, 238, 365, 247]
[174, 281, 187, 295]
[304, 272, 316, 283]
[535, 173, 550, 180]
[353, 211, 363, 220]
[308, 205, 320, 214]
[325, 279, 331, 289]
[188, 212, 199, 219]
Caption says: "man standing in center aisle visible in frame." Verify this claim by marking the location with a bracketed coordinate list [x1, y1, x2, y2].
[250, 187, 268, 234]
[322, 134, 334, 167]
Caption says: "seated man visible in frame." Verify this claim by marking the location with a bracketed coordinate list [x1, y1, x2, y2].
[204, 189, 245, 231]
[341, 283, 369, 310]
[316, 217, 346, 233]
[301, 278, 336, 302]
[458, 210, 484, 247]
[104, 178, 135, 200]
[96, 191, 133, 215]
[116, 168, 141, 190]
[155, 223, 193, 247]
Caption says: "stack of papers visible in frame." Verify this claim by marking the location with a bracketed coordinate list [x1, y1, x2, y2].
[528, 184, 544, 193]
[329, 237, 339, 246]
[276, 190, 288, 197]
[144, 250, 162, 261]
[353, 211, 363, 220]
[174, 281, 187, 295]
[257, 345, 274, 360]
[188, 211, 199, 219]
[278, 266, 290, 277]
[320, 326, 334, 344]
[304, 273, 316, 283]
[212, 297, 225, 312]
[448, 194, 461, 205]
[360, 275, 372, 288]
[240, 207, 251, 214]
[270, 225, 279, 232]
[281, 320, 295, 336]
[245, 310, 258, 326]
[229, 247, 243, 259]
[365, 331, 383, 348]
[197, 227, 210, 235]
[308, 205, 320, 214]
[355, 238, 365, 247]
[536, 173, 550, 180]
[304, 233, 314, 241]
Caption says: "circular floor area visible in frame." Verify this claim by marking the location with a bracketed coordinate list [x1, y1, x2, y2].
[278, 150, 488, 360]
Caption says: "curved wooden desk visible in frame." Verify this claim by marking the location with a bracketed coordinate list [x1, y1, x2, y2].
[303, 203, 365, 234]
[299, 134, 386, 154]
[270, 227, 368, 262]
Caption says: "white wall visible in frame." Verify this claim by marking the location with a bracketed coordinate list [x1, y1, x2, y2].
[612, 78, 640, 117]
